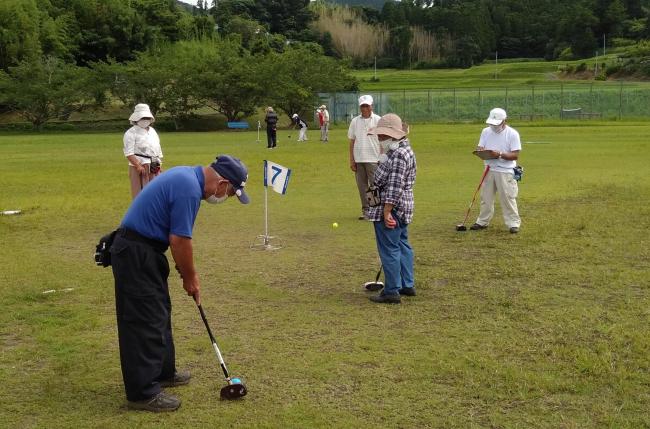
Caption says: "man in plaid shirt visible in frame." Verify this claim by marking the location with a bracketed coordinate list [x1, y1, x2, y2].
[366, 113, 417, 304]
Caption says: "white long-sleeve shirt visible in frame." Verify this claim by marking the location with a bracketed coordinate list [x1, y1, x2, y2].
[123, 125, 163, 166]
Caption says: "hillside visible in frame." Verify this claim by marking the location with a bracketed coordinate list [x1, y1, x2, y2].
[175, 0, 195, 12]
[328, 0, 386, 9]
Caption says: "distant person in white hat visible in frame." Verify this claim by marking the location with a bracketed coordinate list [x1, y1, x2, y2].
[470, 107, 522, 233]
[123, 103, 163, 199]
[317, 105, 330, 142]
[291, 113, 308, 141]
[348, 94, 381, 220]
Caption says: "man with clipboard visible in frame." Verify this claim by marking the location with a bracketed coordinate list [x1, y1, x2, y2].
[470, 108, 522, 234]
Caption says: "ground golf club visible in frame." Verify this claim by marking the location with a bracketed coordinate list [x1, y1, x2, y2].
[195, 298, 247, 400]
[456, 166, 490, 231]
[364, 264, 384, 291]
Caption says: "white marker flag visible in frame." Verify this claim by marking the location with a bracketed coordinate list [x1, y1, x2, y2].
[264, 160, 292, 194]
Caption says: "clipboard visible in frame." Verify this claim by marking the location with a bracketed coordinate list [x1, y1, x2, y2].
[473, 150, 495, 160]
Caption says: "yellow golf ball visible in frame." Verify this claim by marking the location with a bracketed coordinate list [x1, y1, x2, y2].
[332, 222, 339, 228]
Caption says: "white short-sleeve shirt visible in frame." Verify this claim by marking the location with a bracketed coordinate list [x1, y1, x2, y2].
[478, 126, 521, 173]
[123, 125, 163, 166]
[348, 113, 381, 163]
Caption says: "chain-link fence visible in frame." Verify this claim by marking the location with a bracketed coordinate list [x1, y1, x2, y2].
[319, 83, 650, 123]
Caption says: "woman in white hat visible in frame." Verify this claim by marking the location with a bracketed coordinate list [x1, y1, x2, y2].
[123, 103, 164, 199]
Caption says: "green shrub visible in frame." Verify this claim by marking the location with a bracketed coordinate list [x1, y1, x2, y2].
[611, 37, 636, 48]
[558, 47, 574, 61]
[413, 60, 447, 69]
[605, 63, 622, 76]
[564, 64, 576, 74]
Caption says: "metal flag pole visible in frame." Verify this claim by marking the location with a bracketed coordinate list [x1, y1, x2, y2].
[251, 163, 281, 251]
[264, 185, 269, 244]
[256, 121, 261, 143]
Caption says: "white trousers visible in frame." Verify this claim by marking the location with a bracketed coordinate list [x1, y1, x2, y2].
[298, 127, 308, 141]
[476, 170, 521, 228]
[320, 123, 329, 141]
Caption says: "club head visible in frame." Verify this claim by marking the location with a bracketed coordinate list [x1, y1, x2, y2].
[220, 380, 247, 400]
[455, 224, 467, 231]
[364, 281, 384, 291]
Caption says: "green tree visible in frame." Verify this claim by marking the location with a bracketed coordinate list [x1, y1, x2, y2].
[159, 41, 214, 128]
[260, 44, 358, 119]
[0, 56, 92, 129]
[602, 0, 627, 37]
[95, 40, 219, 129]
[556, 4, 598, 58]
[213, 0, 314, 41]
[197, 39, 263, 121]
[0, 0, 56, 71]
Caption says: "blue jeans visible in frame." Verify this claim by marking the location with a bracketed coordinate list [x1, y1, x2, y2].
[373, 215, 414, 296]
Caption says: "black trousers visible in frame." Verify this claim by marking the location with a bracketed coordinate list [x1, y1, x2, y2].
[267, 127, 277, 148]
[111, 230, 175, 401]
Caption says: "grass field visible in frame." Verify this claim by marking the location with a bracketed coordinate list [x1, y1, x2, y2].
[351, 56, 648, 91]
[339, 59, 650, 123]
[1, 123, 649, 428]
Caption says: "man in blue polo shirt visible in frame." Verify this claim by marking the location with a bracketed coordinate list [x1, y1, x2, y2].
[110, 155, 249, 412]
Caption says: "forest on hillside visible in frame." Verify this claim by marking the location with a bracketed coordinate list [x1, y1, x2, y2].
[317, 0, 650, 67]
[4, 0, 650, 71]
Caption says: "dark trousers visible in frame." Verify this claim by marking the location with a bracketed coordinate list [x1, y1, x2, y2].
[111, 231, 175, 401]
[267, 127, 277, 148]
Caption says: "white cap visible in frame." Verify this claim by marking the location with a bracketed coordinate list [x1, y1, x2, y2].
[486, 108, 507, 125]
[292, 113, 298, 118]
[129, 103, 155, 123]
[358, 95, 373, 106]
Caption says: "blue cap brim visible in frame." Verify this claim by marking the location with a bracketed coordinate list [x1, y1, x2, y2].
[235, 188, 250, 204]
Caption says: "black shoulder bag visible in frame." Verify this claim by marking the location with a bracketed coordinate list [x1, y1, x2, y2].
[94, 230, 118, 267]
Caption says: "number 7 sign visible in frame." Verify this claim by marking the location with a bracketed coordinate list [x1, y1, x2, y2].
[264, 160, 292, 194]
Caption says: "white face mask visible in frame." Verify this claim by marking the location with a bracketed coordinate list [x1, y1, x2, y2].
[380, 139, 400, 152]
[137, 119, 152, 129]
[490, 124, 504, 134]
[206, 194, 228, 204]
[206, 181, 229, 204]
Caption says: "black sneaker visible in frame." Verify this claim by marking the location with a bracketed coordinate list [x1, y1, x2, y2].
[369, 293, 401, 304]
[470, 223, 488, 230]
[160, 370, 191, 388]
[509, 227, 519, 234]
[358, 215, 366, 220]
[399, 287, 416, 296]
[127, 391, 180, 412]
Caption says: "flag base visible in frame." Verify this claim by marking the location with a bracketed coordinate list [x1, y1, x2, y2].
[250, 234, 282, 251]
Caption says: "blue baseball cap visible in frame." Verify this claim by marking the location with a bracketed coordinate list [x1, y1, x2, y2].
[210, 155, 250, 204]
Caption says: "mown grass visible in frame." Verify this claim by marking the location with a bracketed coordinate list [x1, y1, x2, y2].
[0, 123, 649, 428]
[352, 56, 650, 91]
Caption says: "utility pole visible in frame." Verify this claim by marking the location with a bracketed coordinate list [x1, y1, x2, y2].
[374, 56, 377, 80]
